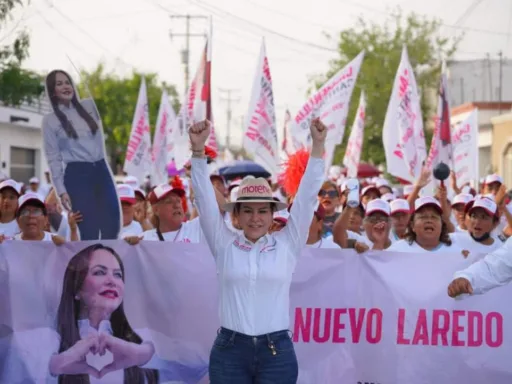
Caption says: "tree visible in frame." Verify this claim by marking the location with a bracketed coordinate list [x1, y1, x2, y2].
[314, 9, 461, 168]
[77, 64, 180, 170]
[0, 0, 44, 105]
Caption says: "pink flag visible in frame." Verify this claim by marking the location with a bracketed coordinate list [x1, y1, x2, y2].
[343, 92, 366, 178]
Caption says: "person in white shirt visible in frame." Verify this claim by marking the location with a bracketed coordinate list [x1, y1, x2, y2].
[451, 193, 474, 232]
[117, 184, 143, 239]
[449, 197, 504, 255]
[335, 199, 392, 252]
[189, 118, 326, 384]
[389, 199, 411, 242]
[0, 193, 65, 244]
[0, 179, 21, 238]
[388, 197, 463, 253]
[448, 237, 512, 298]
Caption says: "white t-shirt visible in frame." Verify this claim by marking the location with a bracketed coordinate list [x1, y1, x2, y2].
[119, 220, 143, 238]
[387, 239, 463, 253]
[0, 219, 20, 238]
[142, 217, 203, 243]
[449, 232, 504, 256]
[13, 231, 53, 241]
[307, 236, 340, 249]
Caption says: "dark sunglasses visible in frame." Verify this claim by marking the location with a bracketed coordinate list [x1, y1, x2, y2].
[318, 190, 339, 198]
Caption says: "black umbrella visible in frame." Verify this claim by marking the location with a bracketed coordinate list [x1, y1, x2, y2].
[218, 161, 271, 181]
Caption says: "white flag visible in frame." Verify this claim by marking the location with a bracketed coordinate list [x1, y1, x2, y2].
[243, 39, 279, 180]
[343, 92, 366, 178]
[382, 46, 427, 183]
[123, 77, 152, 181]
[452, 109, 479, 188]
[291, 51, 364, 170]
[151, 90, 176, 185]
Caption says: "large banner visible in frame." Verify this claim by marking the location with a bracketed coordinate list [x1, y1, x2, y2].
[452, 109, 479, 188]
[1, 242, 511, 383]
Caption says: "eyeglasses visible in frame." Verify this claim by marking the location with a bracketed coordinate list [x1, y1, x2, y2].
[318, 190, 339, 198]
[19, 208, 44, 217]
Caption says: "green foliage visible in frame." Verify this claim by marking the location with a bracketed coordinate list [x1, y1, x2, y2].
[0, 0, 44, 105]
[77, 64, 180, 167]
[314, 9, 461, 168]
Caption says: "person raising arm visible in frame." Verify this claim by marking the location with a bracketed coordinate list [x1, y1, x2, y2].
[189, 118, 326, 384]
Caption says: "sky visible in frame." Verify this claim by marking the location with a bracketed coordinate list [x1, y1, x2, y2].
[2, 0, 510, 149]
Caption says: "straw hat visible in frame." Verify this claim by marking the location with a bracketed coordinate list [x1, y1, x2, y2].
[224, 176, 287, 212]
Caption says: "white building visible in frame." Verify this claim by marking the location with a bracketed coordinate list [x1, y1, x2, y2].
[0, 99, 51, 183]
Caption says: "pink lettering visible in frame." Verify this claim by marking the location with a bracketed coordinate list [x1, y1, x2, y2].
[486, 312, 503, 347]
[431, 309, 450, 346]
[468, 311, 483, 347]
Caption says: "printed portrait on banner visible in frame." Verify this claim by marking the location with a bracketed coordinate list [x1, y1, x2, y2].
[0, 242, 210, 384]
[42, 69, 121, 240]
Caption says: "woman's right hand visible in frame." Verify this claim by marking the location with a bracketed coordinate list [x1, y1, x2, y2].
[60, 193, 72, 211]
[447, 277, 473, 298]
[189, 120, 211, 151]
[49, 335, 101, 378]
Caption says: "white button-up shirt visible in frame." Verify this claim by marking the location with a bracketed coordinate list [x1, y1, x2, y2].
[191, 156, 324, 336]
[454, 236, 512, 295]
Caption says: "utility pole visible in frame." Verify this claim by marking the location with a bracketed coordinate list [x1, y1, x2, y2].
[169, 14, 207, 97]
[219, 88, 241, 149]
[486, 53, 493, 101]
[498, 50, 503, 114]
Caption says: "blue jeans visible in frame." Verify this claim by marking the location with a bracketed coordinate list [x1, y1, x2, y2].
[209, 327, 298, 384]
[64, 159, 121, 240]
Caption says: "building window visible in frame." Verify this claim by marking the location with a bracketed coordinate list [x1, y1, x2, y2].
[504, 144, 512, 188]
[10, 147, 35, 183]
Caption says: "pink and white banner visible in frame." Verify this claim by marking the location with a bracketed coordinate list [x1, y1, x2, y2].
[2, 242, 511, 384]
[123, 77, 153, 181]
[243, 39, 279, 179]
[452, 109, 479, 188]
[152, 90, 176, 185]
[291, 51, 364, 169]
[383, 46, 427, 183]
[343, 92, 366, 178]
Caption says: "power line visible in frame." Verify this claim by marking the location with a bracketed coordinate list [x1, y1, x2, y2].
[452, 0, 484, 27]
[188, 0, 337, 53]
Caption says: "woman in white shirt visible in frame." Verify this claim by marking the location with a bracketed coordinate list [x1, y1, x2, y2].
[189, 119, 326, 384]
[117, 184, 144, 239]
[3, 243, 208, 383]
[0, 179, 21, 238]
[388, 197, 462, 253]
[449, 197, 504, 255]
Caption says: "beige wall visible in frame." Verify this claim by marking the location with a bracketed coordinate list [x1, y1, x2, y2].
[491, 113, 512, 185]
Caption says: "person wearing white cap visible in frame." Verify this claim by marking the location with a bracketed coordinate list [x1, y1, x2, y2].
[448, 236, 512, 298]
[335, 199, 392, 252]
[388, 197, 462, 253]
[389, 199, 411, 242]
[28, 177, 40, 193]
[117, 184, 144, 238]
[0, 179, 21, 238]
[189, 119, 326, 383]
[483, 174, 503, 195]
[360, 185, 381, 205]
[42, 69, 120, 241]
[376, 178, 393, 196]
[0, 193, 65, 244]
[451, 193, 474, 232]
[449, 197, 504, 255]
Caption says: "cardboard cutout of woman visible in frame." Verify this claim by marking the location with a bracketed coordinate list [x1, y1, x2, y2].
[42, 70, 121, 240]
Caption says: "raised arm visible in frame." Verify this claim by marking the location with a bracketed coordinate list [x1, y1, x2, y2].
[189, 121, 235, 259]
[282, 118, 326, 256]
[453, 237, 512, 295]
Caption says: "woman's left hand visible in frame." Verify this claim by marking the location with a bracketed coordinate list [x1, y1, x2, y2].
[68, 211, 83, 231]
[51, 235, 66, 246]
[98, 334, 154, 378]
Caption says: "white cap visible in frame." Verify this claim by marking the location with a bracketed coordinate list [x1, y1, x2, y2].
[414, 196, 442, 213]
[451, 193, 474, 207]
[381, 192, 395, 202]
[123, 175, 139, 188]
[0, 179, 21, 195]
[148, 184, 185, 205]
[18, 192, 45, 212]
[29, 177, 39, 184]
[469, 197, 498, 216]
[361, 185, 380, 197]
[365, 199, 391, 216]
[390, 199, 410, 215]
[230, 186, 239, 202]
[375, 178, 390, 188]
[134, 187, 146, 199]
[485, 174, 503, 185]
[328, 165, 342, 181]
[117, 184, 136, 204]
[403, 185, 415, 196]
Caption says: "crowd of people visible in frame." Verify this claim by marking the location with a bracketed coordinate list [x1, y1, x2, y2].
[2, 118, 512, 382]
